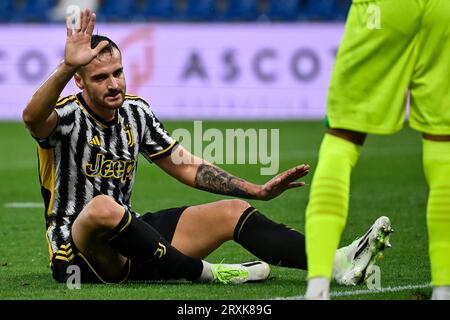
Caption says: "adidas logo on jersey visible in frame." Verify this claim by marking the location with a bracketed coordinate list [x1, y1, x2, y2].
[89, 135, 101, 146]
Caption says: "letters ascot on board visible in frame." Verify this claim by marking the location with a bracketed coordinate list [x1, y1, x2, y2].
[0, 24, 344, 120]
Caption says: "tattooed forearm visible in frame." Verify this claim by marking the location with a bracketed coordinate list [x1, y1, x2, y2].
[194, 164, 256, 199]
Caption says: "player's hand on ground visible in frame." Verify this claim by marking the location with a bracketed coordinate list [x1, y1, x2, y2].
[257, 164, 310, 201]
[64, 9, 108, 68]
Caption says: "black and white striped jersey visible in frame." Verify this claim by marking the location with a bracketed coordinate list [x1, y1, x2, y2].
[34, 92, 177, 257]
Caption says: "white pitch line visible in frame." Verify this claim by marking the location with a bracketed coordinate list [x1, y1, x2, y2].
[273, 283, 431, 300]
[4, 202, 44, 208]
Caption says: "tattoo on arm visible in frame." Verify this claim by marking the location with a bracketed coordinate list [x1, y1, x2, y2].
[194, 164, 255, 199]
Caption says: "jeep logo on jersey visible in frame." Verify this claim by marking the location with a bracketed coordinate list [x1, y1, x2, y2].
[84, 153, 135, 182]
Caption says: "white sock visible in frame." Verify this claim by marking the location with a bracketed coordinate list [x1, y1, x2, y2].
[197, 260, 214, 282]
[432, 286, 450, 300]
[305, 277, 330, 300]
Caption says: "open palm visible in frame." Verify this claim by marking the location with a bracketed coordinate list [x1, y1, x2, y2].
[64, 9, 108, 68]
[258, 164, 310, 200]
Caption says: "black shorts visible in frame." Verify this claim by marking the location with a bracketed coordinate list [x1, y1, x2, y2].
[51, 206, 188, 284]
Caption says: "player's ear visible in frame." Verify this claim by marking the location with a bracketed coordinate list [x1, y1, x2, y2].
[74, 72, 84, 90]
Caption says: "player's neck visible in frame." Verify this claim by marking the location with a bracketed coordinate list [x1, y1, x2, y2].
[81, 91, 116, 122]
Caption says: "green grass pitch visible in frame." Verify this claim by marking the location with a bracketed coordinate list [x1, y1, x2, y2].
[0, 120, 431, 300]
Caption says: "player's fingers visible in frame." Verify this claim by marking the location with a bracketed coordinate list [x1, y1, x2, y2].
[296, 166, 310, 177]
[80, 8, 89, 32]
[269, 165, 308, 188]
[75, 9, 82, 32]
[273, 171, 296, 186]
[86, 12, 97, 35]
[92, 40, 109, 56]
[295, 164, 310, 173]
[287, 182, 305, 189]
[293, 165, 310, 176]
[283, 165, 309, 181]
[66, 16, 73, 36]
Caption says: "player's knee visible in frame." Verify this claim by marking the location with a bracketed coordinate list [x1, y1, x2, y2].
[83, 195, 124, 229]
[423, 133, 450, 142]
[328, 128, 367, 146]
[221, 199, 251, 224]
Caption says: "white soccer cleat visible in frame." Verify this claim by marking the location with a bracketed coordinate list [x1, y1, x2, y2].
[211, 261, 271, 284]
[333, 216, 393, 286]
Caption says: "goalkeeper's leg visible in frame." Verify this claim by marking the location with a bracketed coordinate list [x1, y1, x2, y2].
[423, 136, 450, 300]
[305, 129, 365, 299]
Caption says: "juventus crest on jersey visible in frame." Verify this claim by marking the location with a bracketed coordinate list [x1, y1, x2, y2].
[34, 93, 178, 255]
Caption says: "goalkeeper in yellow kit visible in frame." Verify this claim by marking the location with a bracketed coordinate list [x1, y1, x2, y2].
[305, 0, 450, 299]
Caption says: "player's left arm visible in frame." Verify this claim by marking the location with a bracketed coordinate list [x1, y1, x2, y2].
[154, 144, 310, 201]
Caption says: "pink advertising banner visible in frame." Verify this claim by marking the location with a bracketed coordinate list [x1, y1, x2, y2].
[0, 23, 345, 120]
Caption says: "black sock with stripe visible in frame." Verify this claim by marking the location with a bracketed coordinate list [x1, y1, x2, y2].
[234, 207, 307, 269]
[107, 210, 203, 281]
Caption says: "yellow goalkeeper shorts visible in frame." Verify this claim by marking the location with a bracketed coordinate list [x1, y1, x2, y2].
[327, 0, 450, 135]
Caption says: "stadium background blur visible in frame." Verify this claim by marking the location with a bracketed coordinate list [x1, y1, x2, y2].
[0, 0, 351, 23]
[0, 0, 432, 301]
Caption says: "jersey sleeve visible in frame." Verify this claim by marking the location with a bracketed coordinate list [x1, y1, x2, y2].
[138, 102, 178, 163]
[32, 96, 77, 149]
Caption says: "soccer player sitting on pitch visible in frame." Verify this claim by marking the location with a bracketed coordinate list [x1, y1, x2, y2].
[23, 9, 391, 285]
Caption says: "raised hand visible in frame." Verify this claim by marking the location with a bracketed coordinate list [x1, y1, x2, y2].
[64, 9, 109, 68]
[257, 164, 310, 200]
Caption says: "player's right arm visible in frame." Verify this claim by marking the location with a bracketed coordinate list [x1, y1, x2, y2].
[22, 62, 78, 139]
[22, 9, 108, 139]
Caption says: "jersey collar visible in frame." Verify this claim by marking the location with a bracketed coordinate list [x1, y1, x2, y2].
[76, 92, 120, 128]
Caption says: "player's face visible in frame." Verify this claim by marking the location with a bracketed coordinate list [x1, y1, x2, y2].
[80, 49, 126, 114]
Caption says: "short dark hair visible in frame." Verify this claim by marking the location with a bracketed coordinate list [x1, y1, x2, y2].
[76, 35, 121, 76]
[91, 34, 121, 56]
